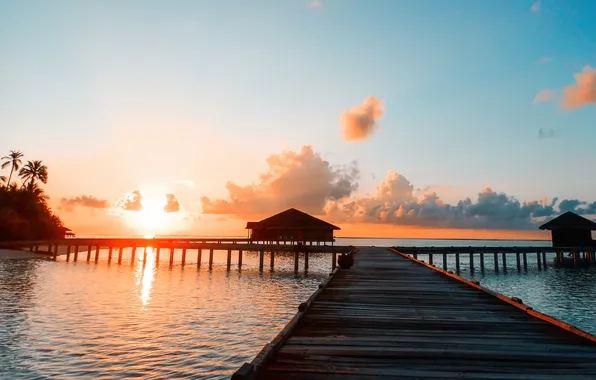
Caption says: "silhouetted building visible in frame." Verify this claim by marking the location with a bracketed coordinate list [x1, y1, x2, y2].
[246, 208, 340, 244]
[58, 227, 75, 239]
[538, 211, 596, 248]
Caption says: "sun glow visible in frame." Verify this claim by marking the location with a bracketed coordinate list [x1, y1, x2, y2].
[117, 188, 189, 236]
[132, 197, 169, 231]
[135, 247, 156, 308]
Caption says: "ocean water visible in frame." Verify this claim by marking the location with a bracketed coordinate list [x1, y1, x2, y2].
[1, 238, 595, 379]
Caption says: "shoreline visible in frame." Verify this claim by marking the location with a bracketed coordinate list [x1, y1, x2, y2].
[0, 249, 52, 260]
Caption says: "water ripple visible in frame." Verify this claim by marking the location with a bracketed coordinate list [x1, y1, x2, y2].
[1, 241, 595, 378]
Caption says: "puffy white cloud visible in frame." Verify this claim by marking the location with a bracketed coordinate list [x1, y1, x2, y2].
[201, 145, 359, 216]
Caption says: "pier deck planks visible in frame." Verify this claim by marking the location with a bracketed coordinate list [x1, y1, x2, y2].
[252, 248, 596, 379]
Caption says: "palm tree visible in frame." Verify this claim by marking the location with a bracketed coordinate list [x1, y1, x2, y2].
[1, 150, 24, 185]
[19, 160, 48, 187]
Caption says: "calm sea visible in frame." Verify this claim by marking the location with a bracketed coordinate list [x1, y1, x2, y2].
[1, 237, 595, 379]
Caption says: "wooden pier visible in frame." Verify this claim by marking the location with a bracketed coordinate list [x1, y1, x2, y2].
[396, 245, 596, 272]
[0, 238, 352, 273]
[234, 247, 596, 379]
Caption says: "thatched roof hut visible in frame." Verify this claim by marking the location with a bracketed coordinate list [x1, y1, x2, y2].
[539, 211, 596, 247]
[246, 208, 340, 244]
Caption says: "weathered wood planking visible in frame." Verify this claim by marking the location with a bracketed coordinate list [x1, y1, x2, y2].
[237, 247, 596, 380]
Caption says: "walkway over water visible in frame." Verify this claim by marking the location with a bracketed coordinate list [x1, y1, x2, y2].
[235, 247, 596, 379]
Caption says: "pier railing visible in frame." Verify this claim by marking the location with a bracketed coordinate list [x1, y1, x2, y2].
[395, 245, 596, 272]
[0, 238, 352, 273]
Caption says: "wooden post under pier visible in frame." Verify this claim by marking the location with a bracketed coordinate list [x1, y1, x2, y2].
[294, 251, 299, 273]
[468, 252, 473, 272]
[442, 253, 447, 270]
[86, 245, 92, 262]
[118, 247, 123, 264]
[237, 250, 242, 270]
[537, 251, 542, 269]
[131, 246, 136, 263]
[502, 252, 507, 272]
[516, 252, 521, 271]
[270, 251, 275, 271]
[169, 248, 175, 266]
[74, 245, 79, 262]
[108, 247, 113, 263]
[455, 253, 460, 272]
[259, 250, 264, 272]
[66, 245, 71, 262]
[155, 247, 160, 265]
[209, 249, 214, 269]
[479, 252, 484, 271]
[95, 246, 100, 263]
[304, 251, 309, 272]
[493, 252, 499, 272]
[227, 249, 232, 270]
[523, 252, 528, 270]
[197, 248, 202, 268]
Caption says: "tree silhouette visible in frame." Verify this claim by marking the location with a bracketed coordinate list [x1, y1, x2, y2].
[0, 152, 64, 240]
[19, 160, 48, 187]
[1, 150, 24, 185]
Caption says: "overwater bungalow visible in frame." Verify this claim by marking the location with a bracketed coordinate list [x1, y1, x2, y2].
[539, 211, 596, 248]
[58, 227, 75, 239]
[245, 208, 340, 245]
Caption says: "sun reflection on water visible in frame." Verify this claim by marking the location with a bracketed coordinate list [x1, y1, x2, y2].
[135, 247, 156, 308]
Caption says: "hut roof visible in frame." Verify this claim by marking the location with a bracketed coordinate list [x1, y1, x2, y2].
[538, 211, 596, 231]
[245, 208, 340, 230]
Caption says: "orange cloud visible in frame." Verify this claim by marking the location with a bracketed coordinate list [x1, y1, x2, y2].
[340, 96, 384, 141]
[164, 193, 180, 213]
[562, 66, 596, 109]
[534, 89, 555, 103]
[60, 195, 109, 212]
[119, 189, 143, 211]
[199, 147, 596, 230]
[200, 145, 359, 217]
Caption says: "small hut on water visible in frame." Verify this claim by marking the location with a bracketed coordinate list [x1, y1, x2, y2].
[246, 208, 340, 245]
[539, 211, 596, 248]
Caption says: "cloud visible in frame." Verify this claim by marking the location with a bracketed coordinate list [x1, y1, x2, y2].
[534, 89, 555, 103]
[200, 149, 596, 230]
[164, 193, 181, 213]
[340, 96, 385, 142]
[201, 145, 359, 216]
[538, 128, 555, 139]
[324, 172, 573, 230]
[120, 190, 143, 211]
[562, 66, 596, 109]
[60, 195, 109, 212]
[531, 1, 540, 13]
[308, 0, 324, 8]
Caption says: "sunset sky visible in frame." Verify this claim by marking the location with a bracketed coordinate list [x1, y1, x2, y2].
[1, 0, 596, 239]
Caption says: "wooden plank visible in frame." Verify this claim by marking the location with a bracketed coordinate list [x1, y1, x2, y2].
[237, 247, 596, 380]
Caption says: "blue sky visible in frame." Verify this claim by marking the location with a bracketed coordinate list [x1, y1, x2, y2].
[1, 0, 595, 235]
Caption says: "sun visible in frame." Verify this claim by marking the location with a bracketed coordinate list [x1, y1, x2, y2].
[123, 196, 171, 235]
[116, 187, 189, 236]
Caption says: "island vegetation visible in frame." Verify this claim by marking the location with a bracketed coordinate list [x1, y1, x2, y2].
[0, 150, 65, 241]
